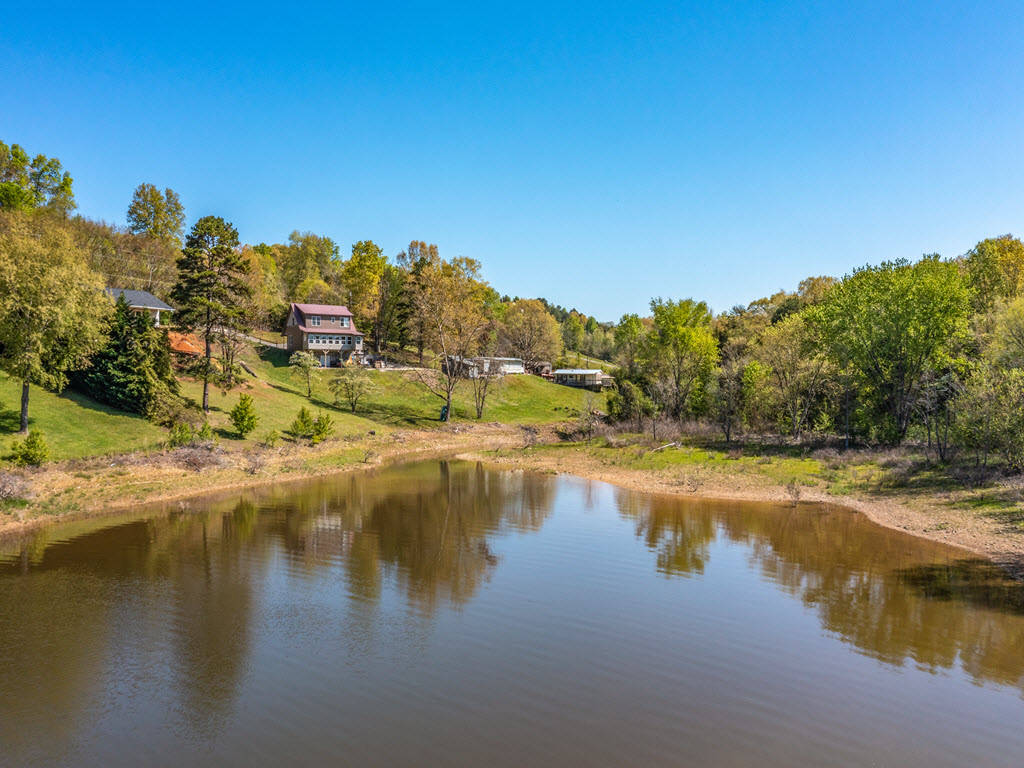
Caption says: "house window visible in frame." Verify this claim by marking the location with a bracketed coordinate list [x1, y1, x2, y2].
[310, 315, 321, 327]
[340, 317, 350, 328]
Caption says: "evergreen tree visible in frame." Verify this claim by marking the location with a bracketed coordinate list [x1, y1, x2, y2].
[73, 295, 179, 417]
[229, 393, 259, 437]
[171, 216, 252, 412]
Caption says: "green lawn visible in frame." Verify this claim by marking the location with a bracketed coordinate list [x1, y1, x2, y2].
[183, 346, 602, 439]
[0, 344, 601, 462]
[0, 374, 167, 460]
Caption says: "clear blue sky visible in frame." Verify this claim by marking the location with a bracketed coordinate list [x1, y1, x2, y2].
[4, 1, 1022, 320]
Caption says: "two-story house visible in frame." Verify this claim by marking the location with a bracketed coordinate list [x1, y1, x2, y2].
[285, 302, 364, 366]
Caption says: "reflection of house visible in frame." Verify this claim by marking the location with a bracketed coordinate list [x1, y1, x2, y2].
[285, 302, 364, 366]
[443, 356, 525, 377]
[106, 288, 174, 327]
[553, 369, 614, 391]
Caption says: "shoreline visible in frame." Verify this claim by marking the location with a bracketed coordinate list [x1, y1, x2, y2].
[0, 423, 548, 541]
[3, 430, 1024, 578]
[457, 446, 1024, 579]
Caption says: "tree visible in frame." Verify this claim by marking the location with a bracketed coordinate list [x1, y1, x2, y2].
[499, 299, 562, 369]
[809, 256, 970, 444]
[340, 240, 386, 332]
[962, 235, 1024, 313]
[955, 365, 1024, 469]
[0, 141, 75, 215]
[396, 241, 440, 364]
[311, 412, 334, 445]
[991, 295, 1024, 368]
[710, 339, 747, 443]
[0, 213, 109, 431]
[614, 313, 646, 376]
[290, 406, 314, 438]
[126, 183, 186, 247]
[229, 393, 259, 437]
[561, 314, 584, 353]
[410, 255, 492, 420]
[645, 298, 719, 419]
[371, 263, 405, 356]
[289, 351, 320, 398]
[72, 294, 179, 419]
[280, 231, 341, 300]
[757, 313, 829, 438]
[329, 361, 374, 412]
[170, 216, 252, 413]
[607, 379, 654, 431]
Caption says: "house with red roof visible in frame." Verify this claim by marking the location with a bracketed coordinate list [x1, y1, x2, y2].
[285, 302, 365, 366]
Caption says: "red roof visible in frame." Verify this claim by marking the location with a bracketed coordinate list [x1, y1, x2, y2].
[297, 325, 364, 335]
[292, 303, 354, 316]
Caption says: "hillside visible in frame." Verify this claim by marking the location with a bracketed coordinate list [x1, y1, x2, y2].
[1, 343, 602, 462]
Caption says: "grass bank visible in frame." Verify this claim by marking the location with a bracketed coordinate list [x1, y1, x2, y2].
[0, 343, 601, 462]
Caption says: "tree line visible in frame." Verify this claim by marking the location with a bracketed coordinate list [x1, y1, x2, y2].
[608, 240, 1024, 469]
[3, 137, 1024, 461]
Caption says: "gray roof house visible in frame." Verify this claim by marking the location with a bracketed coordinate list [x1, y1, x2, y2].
[107, 288, 175, 327]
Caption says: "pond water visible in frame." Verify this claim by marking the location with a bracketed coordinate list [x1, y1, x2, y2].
[1, 460, 1023, 767]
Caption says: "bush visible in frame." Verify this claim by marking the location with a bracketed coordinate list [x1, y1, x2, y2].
[6, 430, 50, 467]
[196, 422, 215, 443]
[167, 421, 215, 448]
[290, 406, 314, 438]
[229, 393, 259, 437]
[261, 429, 280, 448]
[311, 413, 335, 445]
[167, 422, 195, 448]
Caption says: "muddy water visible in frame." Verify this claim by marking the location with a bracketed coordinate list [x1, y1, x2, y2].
[1, 460, 1023, 767]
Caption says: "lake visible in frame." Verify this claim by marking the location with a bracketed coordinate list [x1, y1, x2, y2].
[1, 460, 1023, 767]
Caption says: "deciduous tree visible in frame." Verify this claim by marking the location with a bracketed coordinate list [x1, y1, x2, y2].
[410, 255, 492, 420]
[809, 257, 970, 444]
[499, 299, 562, 369]
[127, 183, 186, 247]
[645, 298, 718, 419]
[0, 214, 109, 431]
[0, 141, 75, 215]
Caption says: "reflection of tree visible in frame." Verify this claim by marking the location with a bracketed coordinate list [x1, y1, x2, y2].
[614, 489, 716, 576]
[168, 502, 258, 736]
[258, 461, 556, 610]
[615, 488, 1024, 692]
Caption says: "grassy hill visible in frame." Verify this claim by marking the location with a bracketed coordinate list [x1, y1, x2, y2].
[1, 344, 602, 462]
[0, 375, 167, 460]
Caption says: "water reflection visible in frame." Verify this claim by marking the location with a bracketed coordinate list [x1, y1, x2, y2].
[614, 488, 1024, 690]
[2, 461, 1024, 766]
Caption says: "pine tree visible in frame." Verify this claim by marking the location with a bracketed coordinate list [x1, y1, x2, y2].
[229, 393, 259, 437]
[171, 216, 252, 412]
[74, 295, 179, 417]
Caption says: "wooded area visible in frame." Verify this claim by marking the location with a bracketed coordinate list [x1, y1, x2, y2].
[3, 138, 1024, 473]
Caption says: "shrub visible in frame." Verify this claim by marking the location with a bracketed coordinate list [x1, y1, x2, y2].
[229, 393, 259, 437]
[167, 422, 195, 448]
[261, 429, 280, 448]
[6, 431, 50, 467]
[168, 421, 215, 448]
[311, 413, 335, 445]
[196, 422, 215, 444]
[290, 406, 314, 438]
